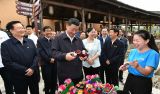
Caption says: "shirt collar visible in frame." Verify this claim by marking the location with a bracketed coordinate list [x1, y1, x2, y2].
[44, 36, 50, 41]
[62, 32, 78, 41]
[11, 36, 27, 44]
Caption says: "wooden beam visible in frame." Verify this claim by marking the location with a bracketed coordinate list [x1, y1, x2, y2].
[42, 0, 160, 24]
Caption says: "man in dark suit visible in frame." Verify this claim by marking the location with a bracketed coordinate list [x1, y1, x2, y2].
[98, 28, 110, 83]
[102, 28, 125, 86]
[1, 21, 39, 94]
[52, 18, 87, 85]
[37, 26, 57, 94]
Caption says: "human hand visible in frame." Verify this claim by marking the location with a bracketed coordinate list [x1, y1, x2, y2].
[65, 52, 76, 61]
[106, 60, 110, 65]
[50, 58, 55, 63]
[79, 56, 88, 61]
[25, 68, 34, 76]
[87, 58, 94, 65]
[130, 60, 139, 69]
[119, 63, 129, 71]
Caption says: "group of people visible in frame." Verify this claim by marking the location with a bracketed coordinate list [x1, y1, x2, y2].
[0, 18, 159, 94]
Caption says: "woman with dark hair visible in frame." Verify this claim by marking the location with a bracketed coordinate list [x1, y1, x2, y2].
[82, 28, 101, 76]
[119, 30, 159, 94]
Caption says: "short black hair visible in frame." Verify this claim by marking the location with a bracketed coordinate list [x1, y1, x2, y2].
[67, 18, 80, 26]
[43, 26, 52, 32]
[110, 28, 119, 36]
[6, 21, 21, 32]
[26, 25, 33, 29]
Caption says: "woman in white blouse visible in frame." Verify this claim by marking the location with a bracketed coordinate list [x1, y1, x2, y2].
[82, 28, 101, 76]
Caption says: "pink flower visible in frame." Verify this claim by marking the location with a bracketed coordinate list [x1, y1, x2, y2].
[86, 75, 92, 80]
[69, 86, 75, 91]
[58, 85, 66, 92]
[91, 75, 95, 79]
[64, 78, 72, 85]
[95, 74, 99, 78]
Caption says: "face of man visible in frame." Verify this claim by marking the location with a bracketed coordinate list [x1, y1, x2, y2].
[80, 32, 86, 39]
[66, 24, 79, 37]
[44, 28, 56, 38]
[10, 23, 25, 38]
[109, 30, 118, 39]
[119, 30, 123, 36]
[101, 29, 108, 37]
[26, 27, 33, 35]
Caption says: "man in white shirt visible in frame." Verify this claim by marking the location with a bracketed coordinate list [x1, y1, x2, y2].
[0, 30, 13, 94]
[25, 25, 38, 46]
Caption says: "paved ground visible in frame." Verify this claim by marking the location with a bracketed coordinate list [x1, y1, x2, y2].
[1, 60, 160, 94]
[1, 70, 160, 94]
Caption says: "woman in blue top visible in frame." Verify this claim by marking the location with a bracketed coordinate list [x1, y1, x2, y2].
[119, 30, 159, 94]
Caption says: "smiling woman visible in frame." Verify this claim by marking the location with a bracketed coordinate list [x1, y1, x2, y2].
[119, 30, 159, 94]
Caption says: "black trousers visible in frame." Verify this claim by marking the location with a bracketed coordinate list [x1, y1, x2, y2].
[99, 65, 105, 83]
[41, 64, 57, 94]
[0, 67, 13, 94]
[83, 66, 100, 77]
[123, 73, 152, 94]
[12, 75, 39, 94]
[104, 65, 119, 86]
[0, 89, 2, 94]
[118, 58, 125, 81]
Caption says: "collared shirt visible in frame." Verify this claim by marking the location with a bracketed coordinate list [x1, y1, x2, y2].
[102, 36, 107, 44]
[82, 38, 101, 68]
[0, 30, 9, 68]
[28, 33, 38, 46]
[44, 36, 50, 41]
[1, 37, 38, 76]
[66, 31, 75, 42]
[102, 38, 124, 66]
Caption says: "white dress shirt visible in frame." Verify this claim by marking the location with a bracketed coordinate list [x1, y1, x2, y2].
[82, 38, 101, 68]
[0, 30, 9, 68]
[28, 33, 38, 46]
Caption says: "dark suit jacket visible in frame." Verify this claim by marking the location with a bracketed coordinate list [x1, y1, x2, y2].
[98, 35, 110, 49]
[37, 37, 53, 65]
[98, 36, 110, 65]
[52, 32, 85, 79]
[37, 37, 57, 81]
[1, 37, 39, 79]
[119, 36, 128, 53]
[101, 38, 125, 67]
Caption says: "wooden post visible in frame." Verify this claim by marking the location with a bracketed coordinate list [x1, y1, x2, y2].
[81, 9, 86, 32]
[108, 13, 111, 29]
[138, 21, 140, 31]
[149, 22, 152, 32]
[125, 18, 128, 32]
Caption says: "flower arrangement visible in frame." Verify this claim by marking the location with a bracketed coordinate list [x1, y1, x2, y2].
[58, 79, 76, 94]
[58, 74, 118, 94]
